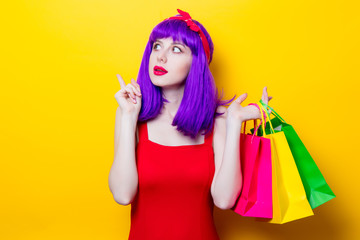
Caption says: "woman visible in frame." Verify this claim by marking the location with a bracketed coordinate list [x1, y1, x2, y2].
[109, 9, 272, 240]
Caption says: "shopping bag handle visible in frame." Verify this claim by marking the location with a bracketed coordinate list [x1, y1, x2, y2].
[259, 99, 287, 124]
[258, 101, 276, 134]
[242, 110, 264, 144]
[248, 103, 273, 138]
[243, 104, 266, 133]
[242, 119, 260, 135]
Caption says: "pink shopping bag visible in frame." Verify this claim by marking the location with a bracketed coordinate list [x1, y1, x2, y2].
[231, 103, 272, 218]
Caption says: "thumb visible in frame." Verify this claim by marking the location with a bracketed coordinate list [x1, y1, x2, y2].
[235, 93, 247, 104]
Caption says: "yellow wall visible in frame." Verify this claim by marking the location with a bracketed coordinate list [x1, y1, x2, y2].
[1, 0, 358, 239]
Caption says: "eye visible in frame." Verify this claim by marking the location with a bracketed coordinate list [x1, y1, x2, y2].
[152, 43, 183, 53]
[153, 43, 160, 50]
[173, 46, 182, 53]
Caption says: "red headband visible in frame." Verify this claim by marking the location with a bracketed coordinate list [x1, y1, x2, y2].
[163, 9, 211, 64]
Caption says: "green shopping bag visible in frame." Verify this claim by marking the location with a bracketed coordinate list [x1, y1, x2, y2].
[250, 99, 336, 209]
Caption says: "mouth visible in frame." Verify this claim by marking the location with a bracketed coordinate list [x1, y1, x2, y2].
[153, 65, 168, 76]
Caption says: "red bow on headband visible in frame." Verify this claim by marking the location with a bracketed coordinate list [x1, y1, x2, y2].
[169, 9, 201, 32]
[164, 9, 211, 64]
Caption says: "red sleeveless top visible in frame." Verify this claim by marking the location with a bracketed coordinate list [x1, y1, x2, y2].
[128, 121, 220, 240]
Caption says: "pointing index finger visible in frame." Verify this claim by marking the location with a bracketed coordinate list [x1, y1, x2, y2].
[116, 74, 126, 89]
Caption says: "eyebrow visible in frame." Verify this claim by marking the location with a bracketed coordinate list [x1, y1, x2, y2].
[155, 40, 186, 48]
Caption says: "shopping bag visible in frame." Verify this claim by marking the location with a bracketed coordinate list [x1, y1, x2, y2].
[255, 102, 314, 224]
[231, 104, 272, 218]
[251, 99, 336, 209]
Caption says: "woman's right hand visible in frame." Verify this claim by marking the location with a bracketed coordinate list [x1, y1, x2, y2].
[114, 74, 142, 117]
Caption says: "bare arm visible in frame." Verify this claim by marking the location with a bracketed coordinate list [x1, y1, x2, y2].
[211, 106, 243, 209]
[108, 106, 139, 205]
[211, 87, 272, 209]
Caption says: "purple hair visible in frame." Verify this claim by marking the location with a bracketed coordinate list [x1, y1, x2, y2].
[136, 16, 236, 139]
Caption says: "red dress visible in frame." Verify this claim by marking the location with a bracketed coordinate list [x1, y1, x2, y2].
[128, 121, 220, 240]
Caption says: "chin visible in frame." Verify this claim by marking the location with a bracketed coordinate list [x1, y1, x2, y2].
[150, 73, 171, 85]
[149, 73, 186, 89]
[149, 75, 164, 87]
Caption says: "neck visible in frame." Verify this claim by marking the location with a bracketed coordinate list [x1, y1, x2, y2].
[162, 84, 185, 119]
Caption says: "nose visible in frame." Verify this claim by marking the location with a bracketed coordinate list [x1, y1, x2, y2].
[157, 51, 167, 63]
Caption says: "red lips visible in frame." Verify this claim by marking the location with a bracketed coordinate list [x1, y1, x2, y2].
[154, 65, 168, 75]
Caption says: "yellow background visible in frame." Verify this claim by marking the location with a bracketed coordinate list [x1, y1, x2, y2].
[1, 0, 358, 239]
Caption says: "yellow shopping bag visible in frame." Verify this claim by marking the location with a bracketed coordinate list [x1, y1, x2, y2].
[255, 102, 314, 224]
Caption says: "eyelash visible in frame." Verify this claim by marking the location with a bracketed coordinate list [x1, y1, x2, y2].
[153, 43, 182, 53]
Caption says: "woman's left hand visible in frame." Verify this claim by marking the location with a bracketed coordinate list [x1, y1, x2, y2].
[227, 86, 273, 123]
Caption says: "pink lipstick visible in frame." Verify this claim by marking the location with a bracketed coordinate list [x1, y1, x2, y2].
[154, 65, 168, 76]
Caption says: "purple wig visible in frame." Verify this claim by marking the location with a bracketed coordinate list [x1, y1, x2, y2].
[136, 16, 236, 139]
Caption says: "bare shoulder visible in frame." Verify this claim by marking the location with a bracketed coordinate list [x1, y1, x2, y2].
[213, 106, 227, 147]
[214, 106, 227, 132]
[215, 106, 228, 120]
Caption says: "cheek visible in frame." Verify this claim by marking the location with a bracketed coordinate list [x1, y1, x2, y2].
[149, 54, 154, 64]
[178, 64, 189, 74]
[177, 58, 192, 75]
[148, 54, 155, 71]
